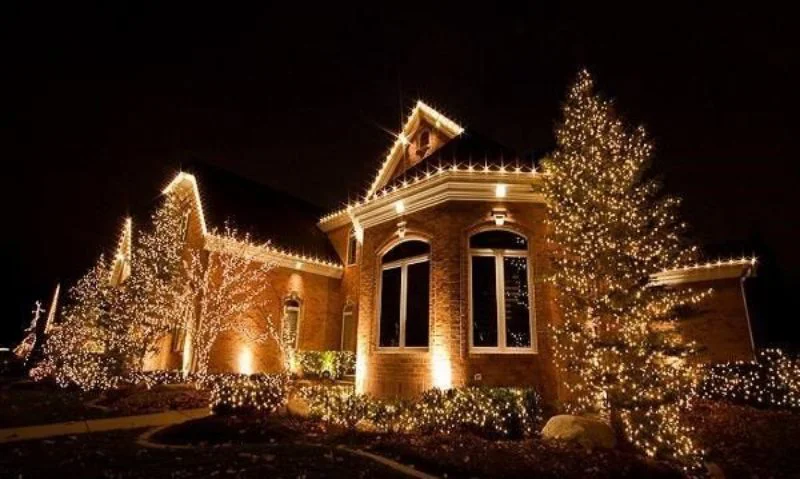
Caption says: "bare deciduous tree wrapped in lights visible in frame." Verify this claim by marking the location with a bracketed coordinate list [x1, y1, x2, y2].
[543, 70, 708, 467]
[185, 227, 277, 376]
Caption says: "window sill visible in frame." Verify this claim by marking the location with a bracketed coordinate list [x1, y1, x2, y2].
[376, 347, 429, 354]
[469, 348, 538, 355]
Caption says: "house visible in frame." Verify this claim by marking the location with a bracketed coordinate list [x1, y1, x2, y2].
[121, 101, 756, 401]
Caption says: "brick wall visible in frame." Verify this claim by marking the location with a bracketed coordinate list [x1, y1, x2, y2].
[357, 200, 561, 401]
[675, 278, 755, 363]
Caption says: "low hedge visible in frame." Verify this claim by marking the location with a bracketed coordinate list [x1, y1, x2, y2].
[206, 373, 289, 415]
[699, 348, 799, 410]
[299, 385, 543, 439]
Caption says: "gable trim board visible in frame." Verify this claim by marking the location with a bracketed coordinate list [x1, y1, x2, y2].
[366, 100, 465, 199]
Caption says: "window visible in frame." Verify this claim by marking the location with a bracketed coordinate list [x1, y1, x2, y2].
[284, 298, 301, 349]
[378, 240, 430, 349]
[341, 304, 356, 352]
[417, 129, 431, 158]
[346, 230, 358, 265]
[469, 230, 533, 352]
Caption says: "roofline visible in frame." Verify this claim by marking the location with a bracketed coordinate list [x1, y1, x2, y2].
[365, 100, 465, 199]
[162, 170, 344, 276]
[649, 257, 757, 286]
[319, 161, 543, 230]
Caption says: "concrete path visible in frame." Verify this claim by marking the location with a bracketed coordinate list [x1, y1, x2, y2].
[0, 407, 209, 444]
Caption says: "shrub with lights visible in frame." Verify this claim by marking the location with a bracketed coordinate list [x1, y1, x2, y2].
[206, 373, 289, 415]
[299, 385, 543, 439]
[295, 351, 355, 380]
[699, 349, 799, 410]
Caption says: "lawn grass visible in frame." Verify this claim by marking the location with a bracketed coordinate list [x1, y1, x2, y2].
[0, 379, 107, 428]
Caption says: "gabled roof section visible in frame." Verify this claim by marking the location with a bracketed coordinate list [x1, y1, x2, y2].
[366, 100, 464, 198]
[163, 161, 340, 265]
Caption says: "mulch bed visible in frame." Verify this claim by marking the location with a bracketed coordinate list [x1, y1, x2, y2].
[98, 384, 209, 416]
[688, 399, 800, 478]
[150, 413, 322, 446]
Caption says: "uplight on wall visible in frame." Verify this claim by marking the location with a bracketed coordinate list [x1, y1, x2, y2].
[238, 347, 254, 375]
[432, 348, 453, 390]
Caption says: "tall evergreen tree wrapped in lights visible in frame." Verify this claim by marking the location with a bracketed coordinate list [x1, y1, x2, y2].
[543, 70, 708, 467]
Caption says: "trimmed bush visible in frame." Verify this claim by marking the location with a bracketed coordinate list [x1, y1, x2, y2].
[295, 351, 355, 379]
[206, 373, 289, 415]
[299, 385, 543, 438]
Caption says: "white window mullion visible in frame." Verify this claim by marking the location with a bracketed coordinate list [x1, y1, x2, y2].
[399, 263, 408, 348]
[495, 251, 506, 350]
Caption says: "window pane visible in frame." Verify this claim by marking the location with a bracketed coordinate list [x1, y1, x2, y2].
[383, 240, 430, 264]
[379, 267, 402, 347]
[471, 256, 498, 347]
[347, 235, 357, 265]
[470, 230, 527, 250]
[286, 310, 299, 347]
[405, 261, 430, 347]
[504, 256, 531, 348]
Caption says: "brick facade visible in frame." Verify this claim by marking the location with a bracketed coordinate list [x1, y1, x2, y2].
[355, 200, 561, 401]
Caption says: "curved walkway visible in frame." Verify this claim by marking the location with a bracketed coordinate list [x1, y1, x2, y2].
[0, 407, 209, 443]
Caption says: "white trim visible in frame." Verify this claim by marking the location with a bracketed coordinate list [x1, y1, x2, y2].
[283, 295, 302, 350]
[376, 242, 431, 352]
[649, 258, 756, 286]
[366, 100, 464, 199]
[467, 231, 536, 354]
[319, 170, 545, 231]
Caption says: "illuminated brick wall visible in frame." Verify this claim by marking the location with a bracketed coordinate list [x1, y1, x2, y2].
[356, 200, 561, 401]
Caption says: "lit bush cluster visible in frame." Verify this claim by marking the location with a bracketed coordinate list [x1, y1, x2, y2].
[206, 373, 289, 414]
[299, 385, 543, 439]
[699, 349, 799, 410]
[295, 351, 355, 380]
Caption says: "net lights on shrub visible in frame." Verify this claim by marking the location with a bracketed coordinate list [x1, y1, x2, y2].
[699, 349, 799, 410]
[299, 385, 543, 439]
[207, 373, 289, 414]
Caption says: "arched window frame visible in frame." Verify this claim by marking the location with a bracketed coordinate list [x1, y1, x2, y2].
[283, 294, 303, 350]
[468, 227, 536, 354]
[376, 236, 431, 352]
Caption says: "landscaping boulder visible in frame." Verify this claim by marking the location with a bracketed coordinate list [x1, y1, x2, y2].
[286, 395, 310, 418]
[541, 415, 616, 450]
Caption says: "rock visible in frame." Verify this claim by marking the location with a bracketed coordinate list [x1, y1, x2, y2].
[541, 415, 616, 450]
[286, 396, 310, 418]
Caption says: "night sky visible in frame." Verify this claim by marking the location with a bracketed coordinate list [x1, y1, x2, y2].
[2, 4, 798, 347]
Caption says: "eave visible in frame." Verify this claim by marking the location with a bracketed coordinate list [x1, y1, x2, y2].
[650, 258, 757, 286]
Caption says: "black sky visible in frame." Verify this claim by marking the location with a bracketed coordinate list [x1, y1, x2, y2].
[2, 4, 798, 346]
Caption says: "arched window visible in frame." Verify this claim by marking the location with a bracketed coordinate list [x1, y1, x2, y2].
[469, 230, 533, 352]
[284, 297, 302, 349]
[378, 240, 430, 349]
[346, 229, 358, 265]
[341, 303, 356, 352]
[417, 129, 431, 158]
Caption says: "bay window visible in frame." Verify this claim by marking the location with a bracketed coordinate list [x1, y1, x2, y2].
[469, 230, 533, 352]
[378, 240, 430, 349]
